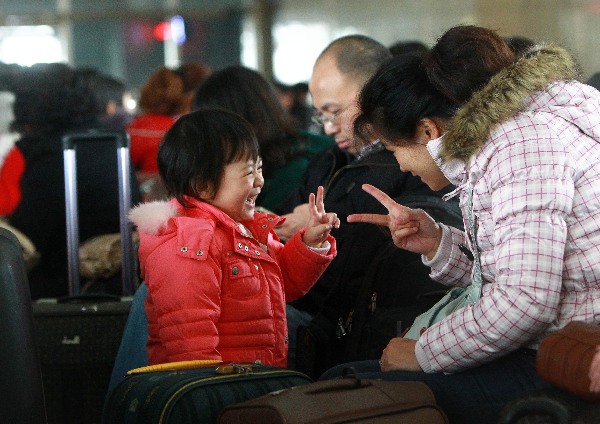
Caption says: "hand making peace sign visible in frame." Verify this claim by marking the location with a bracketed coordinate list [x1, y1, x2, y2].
[347, 184, 443, 260]
[302, 186, 340, 249]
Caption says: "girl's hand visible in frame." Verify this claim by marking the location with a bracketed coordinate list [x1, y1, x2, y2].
[379, 337, 422, 372]
[347, 184, 443, 259]
[302, 186, 340, 248]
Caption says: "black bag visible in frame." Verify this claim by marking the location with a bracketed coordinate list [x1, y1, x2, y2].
[103, 361, 313, 424]
[32, 131, 138, 424]
[296, 194, 463, 379]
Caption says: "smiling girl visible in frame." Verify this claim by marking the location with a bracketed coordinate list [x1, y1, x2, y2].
[129, 108, 338, 367]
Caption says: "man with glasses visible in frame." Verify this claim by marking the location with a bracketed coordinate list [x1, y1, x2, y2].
[276, 35, 401, 232]
[276, 35, 454, 374]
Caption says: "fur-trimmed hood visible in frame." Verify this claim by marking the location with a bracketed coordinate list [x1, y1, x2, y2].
[129, 200, 180, 235]
[441, 44, 581, 161]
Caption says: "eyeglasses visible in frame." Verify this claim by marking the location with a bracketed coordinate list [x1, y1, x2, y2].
[311, 104, 352, 127]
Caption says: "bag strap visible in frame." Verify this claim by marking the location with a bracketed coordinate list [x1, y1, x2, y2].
[466, 185, 483, 295]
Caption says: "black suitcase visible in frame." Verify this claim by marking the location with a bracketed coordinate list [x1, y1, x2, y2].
[32, 130, 138, 424]
[102, 361, 313, 424]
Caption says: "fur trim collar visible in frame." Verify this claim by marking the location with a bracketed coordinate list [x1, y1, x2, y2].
[441, 44, 579, 161]
[129, 201, 179, 235]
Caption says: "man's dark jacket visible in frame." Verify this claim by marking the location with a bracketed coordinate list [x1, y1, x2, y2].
[278, 142, 455, 316]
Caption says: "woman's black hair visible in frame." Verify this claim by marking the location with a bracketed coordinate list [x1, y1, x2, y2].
[192, 66, 299, 178]
[158, 108, 259, 207]
[354, 54, 456, 145]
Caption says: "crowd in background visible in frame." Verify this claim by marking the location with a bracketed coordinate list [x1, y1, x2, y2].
[2, 27, 600, 423]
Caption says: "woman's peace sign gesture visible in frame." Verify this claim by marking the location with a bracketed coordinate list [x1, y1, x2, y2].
[347, 184, 443, 260]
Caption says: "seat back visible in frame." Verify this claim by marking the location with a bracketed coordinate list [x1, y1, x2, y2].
[0, 227, 47, 423]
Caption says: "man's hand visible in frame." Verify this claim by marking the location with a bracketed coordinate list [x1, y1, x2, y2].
[274, 203, 311, 241]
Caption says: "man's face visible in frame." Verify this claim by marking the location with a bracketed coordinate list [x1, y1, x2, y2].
[309, 55, 362, 155]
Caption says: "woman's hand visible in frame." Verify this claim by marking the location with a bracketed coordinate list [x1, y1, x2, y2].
[379, 337, 423, 372]
[347, 184, 443, 259]
[302, 186, 340, 248]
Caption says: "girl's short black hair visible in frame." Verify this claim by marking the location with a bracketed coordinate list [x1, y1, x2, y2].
[354, 54, 456, 145]
[157, 108, 259, 207]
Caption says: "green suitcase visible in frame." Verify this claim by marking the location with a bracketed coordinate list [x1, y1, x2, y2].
[102, 360, 312, 424]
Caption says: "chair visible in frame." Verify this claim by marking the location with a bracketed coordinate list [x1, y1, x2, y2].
[0, 227, 47, 423]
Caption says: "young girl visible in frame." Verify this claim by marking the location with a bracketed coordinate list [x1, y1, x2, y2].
[129, 108, 338, 367]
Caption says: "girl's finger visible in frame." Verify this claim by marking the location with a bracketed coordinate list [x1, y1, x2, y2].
[310, 222, 332, 239]
[308, 192, 317, 215]
[315, 186, 325, 215]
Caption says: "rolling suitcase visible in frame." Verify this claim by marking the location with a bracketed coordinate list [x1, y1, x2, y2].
[102, 360, 313, 424]
[32, 130, 138, 424]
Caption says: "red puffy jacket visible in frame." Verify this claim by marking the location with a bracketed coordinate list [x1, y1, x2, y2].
[130, 197, 336, 366]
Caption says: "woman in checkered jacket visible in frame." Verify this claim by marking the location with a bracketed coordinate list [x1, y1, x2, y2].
[321, 25, 600, 424]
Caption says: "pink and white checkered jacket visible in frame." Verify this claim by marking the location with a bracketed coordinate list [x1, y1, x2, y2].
[416, 45, 600, 373]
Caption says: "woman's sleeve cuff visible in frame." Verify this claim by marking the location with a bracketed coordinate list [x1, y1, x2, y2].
[422, 224, 452, 267]
[415, 341, 433, 373]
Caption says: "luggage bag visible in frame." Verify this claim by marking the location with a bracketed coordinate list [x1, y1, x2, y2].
[218, 369, 449, 423]
[102, 361, 313, 424]
[32, 130, 138, 424]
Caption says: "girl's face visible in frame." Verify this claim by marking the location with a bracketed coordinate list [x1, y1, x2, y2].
[384, 140, 450, 191]
[204, 156, 264, 222]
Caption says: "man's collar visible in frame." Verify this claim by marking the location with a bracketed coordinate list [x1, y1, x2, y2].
[354, 139, 384, 160]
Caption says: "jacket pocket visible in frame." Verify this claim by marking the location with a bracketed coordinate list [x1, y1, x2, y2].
[223, 258, 262, 299]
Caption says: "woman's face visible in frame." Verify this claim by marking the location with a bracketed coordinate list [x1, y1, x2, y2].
[383, 139, 450, 191]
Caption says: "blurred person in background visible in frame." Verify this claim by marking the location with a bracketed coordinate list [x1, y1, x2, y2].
[0, 62, 25, 215]
[388, 40, 430, 57]
[79, 68, 134, 132]
[128, 63, 211, 194]
[193, 66, 334, 212]
[8, 62, 141, 299]
[274, 80, 319, 133]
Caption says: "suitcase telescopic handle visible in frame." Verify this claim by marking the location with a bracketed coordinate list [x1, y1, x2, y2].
[62, 131, 129, 149]
[62, 131, 135, 296]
